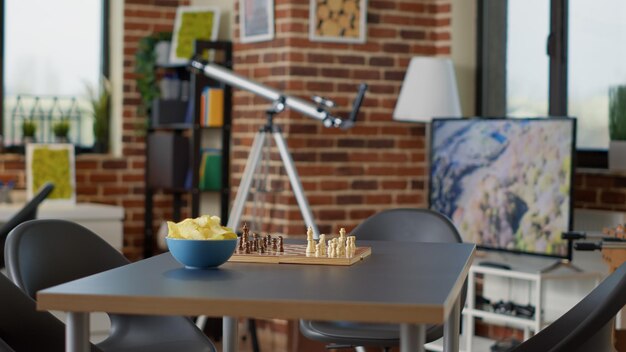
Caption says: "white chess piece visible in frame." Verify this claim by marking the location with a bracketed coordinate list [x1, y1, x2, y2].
[315, 242, 321, 257]
[338, 228, 347, 256]
[327, 240, 335, 258]
[306, 226, 315, 254]
[318, 234, 327, 256]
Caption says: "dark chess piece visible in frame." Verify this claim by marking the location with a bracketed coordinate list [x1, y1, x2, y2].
[278, 236, 284, 253]
[272, 238, 277, 251]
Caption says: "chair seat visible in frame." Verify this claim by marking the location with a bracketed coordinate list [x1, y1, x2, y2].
[299, 320, 442, 347]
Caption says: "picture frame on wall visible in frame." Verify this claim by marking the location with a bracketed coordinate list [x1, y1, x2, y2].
[26, 143, 76, 205]
[309, 0, 367, 43]
[169, 6, 221, 64]
[240, 0, 275, 43]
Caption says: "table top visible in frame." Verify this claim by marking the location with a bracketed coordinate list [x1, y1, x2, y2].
[38, 241, 475, 324]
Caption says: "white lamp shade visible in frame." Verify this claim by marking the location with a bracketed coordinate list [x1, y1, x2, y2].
[393, 57, 462, 122]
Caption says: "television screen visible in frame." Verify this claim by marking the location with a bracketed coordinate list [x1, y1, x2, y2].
[429, 117, 576, 259]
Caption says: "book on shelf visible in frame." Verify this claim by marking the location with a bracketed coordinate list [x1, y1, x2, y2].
[199, 148, 222, 191]
[199, 87, 224, 127]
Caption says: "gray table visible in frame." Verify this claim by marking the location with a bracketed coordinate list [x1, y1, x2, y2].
[37, 240, 474, 352]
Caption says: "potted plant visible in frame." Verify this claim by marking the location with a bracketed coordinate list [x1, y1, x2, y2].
[135, 32, 172, 118]
[22, 120, 37, 143]
[52, 119, 71, 143]
[87, 78, 111, 153]
[609, 85, 626, 170]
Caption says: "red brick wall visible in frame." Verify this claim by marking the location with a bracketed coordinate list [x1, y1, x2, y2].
[230, 0, 454, 236]
[0, 0, 620, 262]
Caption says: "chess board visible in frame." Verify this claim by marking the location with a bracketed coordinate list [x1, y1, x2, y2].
[229, 244, 372, 266]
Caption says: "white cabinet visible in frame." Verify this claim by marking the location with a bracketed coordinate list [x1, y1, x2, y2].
[462, 263, 600, 352]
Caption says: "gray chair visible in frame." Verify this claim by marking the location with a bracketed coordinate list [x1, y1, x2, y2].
[0, 182, 54, 269]
[4, 219, 216, 352]
[0, 273, 101, 352]
[299, 208, 466, 350]
[511, 261, 626, 352]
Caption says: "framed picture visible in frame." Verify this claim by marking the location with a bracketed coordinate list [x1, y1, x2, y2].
[169, 6, 221, 65]
[26, 143, 76, 205]
[240, 0, 275, 43]
[309, 0, 367, 43]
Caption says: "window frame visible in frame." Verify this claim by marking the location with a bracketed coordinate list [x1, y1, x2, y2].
[0, 0, 110, 153]
[478, 0, 608, 169]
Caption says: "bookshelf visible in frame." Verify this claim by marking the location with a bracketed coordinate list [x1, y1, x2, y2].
[143, 41, 232, 257]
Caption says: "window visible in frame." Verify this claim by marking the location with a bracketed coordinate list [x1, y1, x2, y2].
[478, 0, 626, 165]
[1, 0, 107, 150]
[568, 0, 626, 149]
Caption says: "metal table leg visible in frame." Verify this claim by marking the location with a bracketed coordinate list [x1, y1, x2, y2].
[444, 296, 461, 352]
[400, 324, 425, 352]
[66, 312, 89, 352]
[223, 316, 238, 352]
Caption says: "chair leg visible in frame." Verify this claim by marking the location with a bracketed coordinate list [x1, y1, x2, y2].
[248, 318, 260, 352]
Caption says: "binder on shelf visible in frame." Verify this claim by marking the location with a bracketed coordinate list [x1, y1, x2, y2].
[200, 87, 224, 127]
[199, 148, 222, 191]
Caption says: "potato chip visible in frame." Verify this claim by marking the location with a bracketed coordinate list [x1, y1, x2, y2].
[166, 215, 236, 240]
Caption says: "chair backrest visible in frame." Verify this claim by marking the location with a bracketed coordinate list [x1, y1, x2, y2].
[0, 182, 54, 268]
[4, 219, 129, 299]
[513, 262, 626, 352]
[0, 273, 101, 352]
[352, 208, 462, 243]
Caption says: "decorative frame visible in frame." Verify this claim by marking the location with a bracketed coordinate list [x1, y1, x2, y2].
[26, 143, 76, 205]
[309, 0, 367, 43]
[240, 0, 275, 43]
[169, 6, 221, 65]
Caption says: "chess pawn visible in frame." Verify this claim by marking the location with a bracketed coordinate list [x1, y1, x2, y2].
[315, 242, 321, 258]
[350, 236, 356, 256]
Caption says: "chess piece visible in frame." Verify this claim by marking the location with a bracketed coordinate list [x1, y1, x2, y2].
[272, 238, 278, 251]
[338, 228, 347, 256]
[244, 241, 251, 254]
[327, 240, 335, 258]
[315, 242, 321, 257]
[318, 234, 327, 257]
[278, 236, 284, 253]
[306, 226, 315, 254]
[238, 236, 244, 252]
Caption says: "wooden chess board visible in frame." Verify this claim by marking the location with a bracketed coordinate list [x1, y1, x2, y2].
[229, 244, 372, 266]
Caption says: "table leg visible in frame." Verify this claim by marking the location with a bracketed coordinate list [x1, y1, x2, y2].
[444, 296, 461, 352]
[66, 312, 89, 352]
[223, 316, 238, 352]
[400, 323, 425, 352]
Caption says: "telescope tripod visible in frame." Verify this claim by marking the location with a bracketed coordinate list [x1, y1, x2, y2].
[226, 100, 320, 239]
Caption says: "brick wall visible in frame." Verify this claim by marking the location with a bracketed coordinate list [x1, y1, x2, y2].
[231, 0, 453, 236]
[1, 0, 622, 262]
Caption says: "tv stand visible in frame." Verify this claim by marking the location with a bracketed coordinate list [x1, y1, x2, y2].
[462, 263, 601, 352]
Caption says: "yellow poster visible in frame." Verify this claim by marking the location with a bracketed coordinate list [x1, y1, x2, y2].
[170, 6, 221, 64]
[26, 144, 76, 204]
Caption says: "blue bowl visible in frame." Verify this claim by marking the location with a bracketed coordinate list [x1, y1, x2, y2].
[166, 237, 237, 269]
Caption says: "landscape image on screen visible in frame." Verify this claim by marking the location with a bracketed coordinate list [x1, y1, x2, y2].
[429, 118, 574, 258]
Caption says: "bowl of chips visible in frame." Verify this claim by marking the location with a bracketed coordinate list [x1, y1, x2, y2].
[166, 215, 237, 269]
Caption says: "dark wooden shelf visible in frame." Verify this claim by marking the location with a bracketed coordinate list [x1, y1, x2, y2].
[144, 40, 232, 258]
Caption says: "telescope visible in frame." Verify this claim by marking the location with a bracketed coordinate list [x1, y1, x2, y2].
[189, 57, 368, 239]
[189, 57, 368, 129]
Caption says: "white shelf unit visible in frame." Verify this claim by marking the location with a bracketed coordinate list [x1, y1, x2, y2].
[463, 264, 601, 352]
